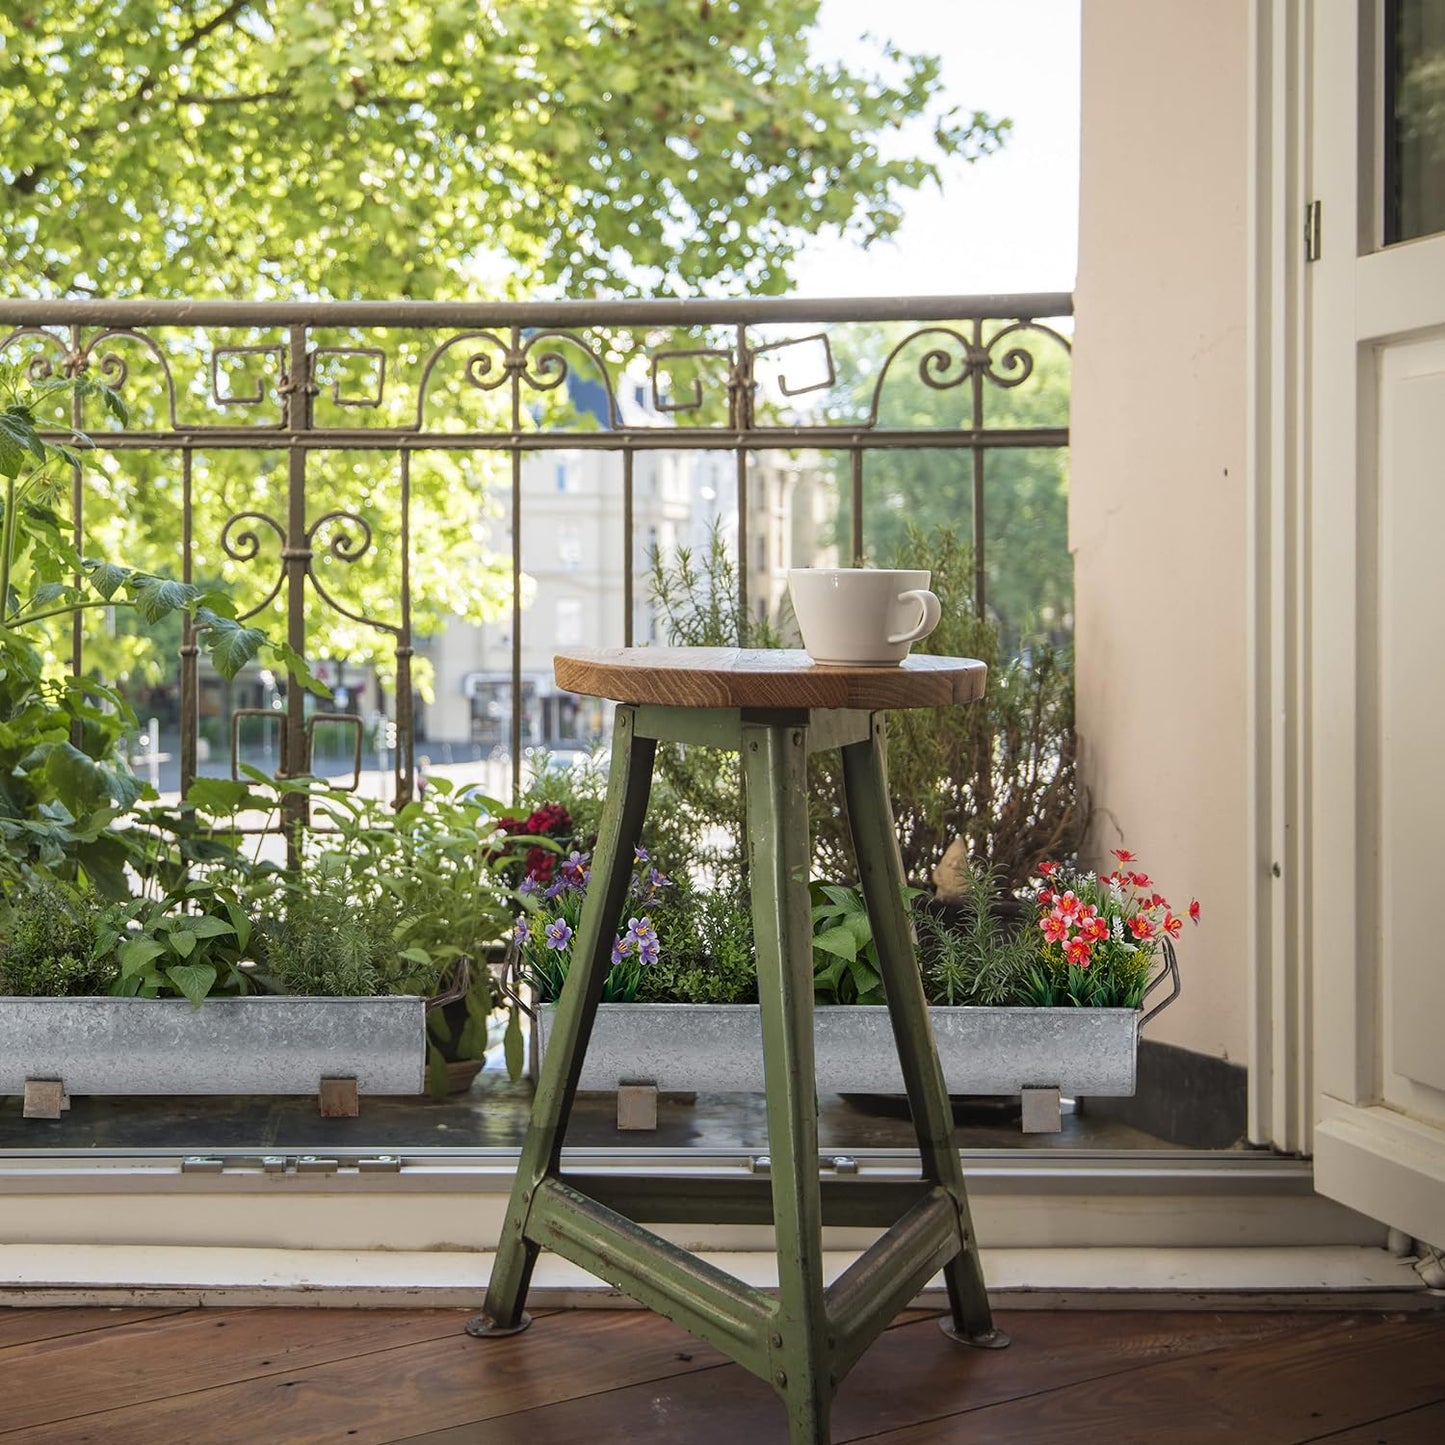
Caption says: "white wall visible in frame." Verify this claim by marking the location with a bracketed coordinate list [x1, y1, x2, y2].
[1073, 1, 1250, 1062]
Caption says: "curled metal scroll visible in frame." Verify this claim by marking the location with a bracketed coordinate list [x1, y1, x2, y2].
[220, 510, 287, 622]
[305, 509, 400, 637]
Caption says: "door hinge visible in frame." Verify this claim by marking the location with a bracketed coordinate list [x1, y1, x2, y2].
[1305, 199, 1322, 262]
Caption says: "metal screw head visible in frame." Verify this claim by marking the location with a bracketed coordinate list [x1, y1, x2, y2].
[770, 1332, 783, 1348]
[774, 1370, 788, 1387]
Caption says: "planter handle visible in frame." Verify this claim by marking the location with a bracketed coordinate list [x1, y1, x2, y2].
[426, 955, 472, 1011]
[1139, 938, 1181, 1028]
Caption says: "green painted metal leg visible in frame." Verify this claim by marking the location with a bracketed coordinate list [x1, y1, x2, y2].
[469, 707, 657, 1338]
[841, 715, 1008, 1351]
[743, 721, 833, 1442]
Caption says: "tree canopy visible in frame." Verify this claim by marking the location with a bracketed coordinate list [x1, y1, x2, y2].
[1, 0, 1007, 299]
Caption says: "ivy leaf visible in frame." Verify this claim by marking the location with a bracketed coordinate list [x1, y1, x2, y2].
[128, 573, 200, 624]
[196, 609, 267, 679]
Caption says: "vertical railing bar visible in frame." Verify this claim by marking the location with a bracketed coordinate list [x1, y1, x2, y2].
[510, 443, 523, 806]
[734, 323, 750, 624]
[850, 446, 865, 566]
[179, 447, 198, 797]
[395, 448, 415, 807]
[68, 327, 84, 749]
[282, 324, 312, 864]
[970, 318, 987, 618]
[623, 447, 635, 647]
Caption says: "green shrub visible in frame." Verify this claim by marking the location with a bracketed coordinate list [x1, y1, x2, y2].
[641, 885, 759, 1004]
[0, 883, 118, 996]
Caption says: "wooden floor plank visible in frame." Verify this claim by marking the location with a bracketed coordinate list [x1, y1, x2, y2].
[0, 1308, 466, 1435]
[395, 1310, 1344, 1445]
[3, 1309, 731, 1444]
[861, 1314, 1445, 1444]
[0, 1308, 185, 1352]
[1304, 1398, 1445, 1444]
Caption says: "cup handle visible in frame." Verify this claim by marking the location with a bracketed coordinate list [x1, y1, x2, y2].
[888, 589, 942, 646]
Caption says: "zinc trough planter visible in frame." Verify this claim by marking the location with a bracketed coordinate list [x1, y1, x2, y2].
[0, 995, 427, 1120]
[537, 1002, 1154, 1133]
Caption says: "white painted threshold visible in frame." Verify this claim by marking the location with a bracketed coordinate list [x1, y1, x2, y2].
[0, 1244, 1433, 1312]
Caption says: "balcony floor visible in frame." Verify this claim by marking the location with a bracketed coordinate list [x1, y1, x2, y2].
[0, 1302, 1440, 1442]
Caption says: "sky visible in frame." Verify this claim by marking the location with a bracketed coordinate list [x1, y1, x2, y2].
[793, 0, 1081, 298]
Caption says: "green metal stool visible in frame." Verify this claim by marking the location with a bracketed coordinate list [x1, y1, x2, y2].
[470, 647, 1007, 1442]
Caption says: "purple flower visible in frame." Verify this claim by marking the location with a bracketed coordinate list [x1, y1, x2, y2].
[544, 919, 573, 951]
[638, 937, 660, 967]
[633, 845, 649, 863]
[610, 935, 633, 967]
[543, 877, 570, 900]
[559, 849, 591, 888]
[513, 914, 530, 946]
[518, 874, 539, 897]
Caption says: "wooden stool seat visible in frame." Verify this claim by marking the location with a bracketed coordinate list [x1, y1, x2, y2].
[555, 646, 987, 711]
[471, 647, 1005, 1443]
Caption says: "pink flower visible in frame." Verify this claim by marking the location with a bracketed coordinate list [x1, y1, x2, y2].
[1162, 912, 1183, 939]
[1056, 890, 1081, 918]
[1040, 910, 1070, 944]
[1063, 936, 1093, 966]
[1110, 849, 1137, 863]
[1128, 915, 1154, 940]
[1189, 899, 1201, 925]
[1080, 908, 1109, 942]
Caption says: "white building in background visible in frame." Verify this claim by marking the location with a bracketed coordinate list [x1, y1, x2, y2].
[419, 382, 837, 755]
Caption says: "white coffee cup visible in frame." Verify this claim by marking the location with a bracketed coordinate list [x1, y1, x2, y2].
[787, 568, 942, 665]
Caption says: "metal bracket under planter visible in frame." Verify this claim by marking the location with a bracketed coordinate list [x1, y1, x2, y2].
[0, 996, 426, 1117]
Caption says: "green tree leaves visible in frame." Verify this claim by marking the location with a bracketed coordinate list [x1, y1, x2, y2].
[1, 1, 1005, 301]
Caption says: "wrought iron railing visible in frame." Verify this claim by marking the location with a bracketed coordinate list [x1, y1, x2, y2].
[0, 295, 1071, 814]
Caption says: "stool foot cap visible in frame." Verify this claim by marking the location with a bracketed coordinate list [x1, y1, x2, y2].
[939, 1320, 1011, 1350]
[466, 1310, 532, 1338]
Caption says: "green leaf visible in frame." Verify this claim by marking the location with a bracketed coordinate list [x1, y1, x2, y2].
[812, 924, 859, 962]
[128, 573, 199, 624]
[118, 936, 166, 978]
[503, 1004, 524, 1082]
[399, 946, 433, 965]
[166, 962, 217, 1006]
[168, 927, 198, 957]
[185, 916, 236, 940]
[196, 610, 268, 679]
[85, 561, 129, 600]
[185, 777, 252, 813]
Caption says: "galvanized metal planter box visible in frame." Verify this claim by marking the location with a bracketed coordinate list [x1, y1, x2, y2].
[0, 996, 427, 1103]
[536, 1002, 1140, 1098]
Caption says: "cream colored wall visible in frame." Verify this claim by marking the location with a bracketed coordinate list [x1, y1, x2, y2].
[1073, 1, 1250, 1062]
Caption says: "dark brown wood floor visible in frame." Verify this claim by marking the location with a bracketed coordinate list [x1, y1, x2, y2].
[0, 1303, 1441, 1443]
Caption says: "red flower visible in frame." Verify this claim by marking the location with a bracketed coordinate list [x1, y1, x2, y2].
[1056, 890, 1081, 917]
[1110, 849, 1137, 863]
[1128, 914, 1154, 940]
[1080, 908, 1109, 942]
[1129, 872, 1153, 890]
[1189, 899, 1201, 924]
[1162, 912, 1183, 939]
[1040, 910, 1069, 944]
[1038, 861, 1058, 878]
[1038, 888, 1055, 908]
[1063, 936, 1093, 966]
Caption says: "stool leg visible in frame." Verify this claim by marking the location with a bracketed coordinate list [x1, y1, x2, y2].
[470, 706, 656, 1337]
[743, 721, 832, 1442]
[841, 716, 1007, 1349]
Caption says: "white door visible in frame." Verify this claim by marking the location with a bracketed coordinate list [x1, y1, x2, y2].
[1309, 3, 1445, 1246]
